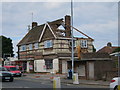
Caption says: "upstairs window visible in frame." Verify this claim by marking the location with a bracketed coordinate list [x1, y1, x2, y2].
[29, 44, 33, 50]
[81, 40, 87, 48]
[34, 43, 38, 49]
[20, 45, 26, 51]
[69, 40, 76, 47]
[44, 40, 53, 48]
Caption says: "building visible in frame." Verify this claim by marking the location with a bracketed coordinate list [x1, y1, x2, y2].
[97, 42, 120, 80]
[97, 42, 120, 54]
[17, 15, 94, 73]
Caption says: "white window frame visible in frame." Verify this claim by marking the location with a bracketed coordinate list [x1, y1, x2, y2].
[44, 40, 53, 48]
[29, 44, 33, 50]
[34, 43, 38, 49]
[69, 40, 76, 47]
[81, 40, 88, 48]
[20, 45, 26, 51]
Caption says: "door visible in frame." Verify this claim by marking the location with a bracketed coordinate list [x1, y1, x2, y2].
[88, 62, 94, 79]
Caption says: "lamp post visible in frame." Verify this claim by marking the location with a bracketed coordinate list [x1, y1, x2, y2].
[118, 54, 120, 77]
[71, 0, 74, 78]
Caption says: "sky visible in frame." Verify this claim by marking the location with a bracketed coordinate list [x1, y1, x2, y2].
[0, 0, 119, 56]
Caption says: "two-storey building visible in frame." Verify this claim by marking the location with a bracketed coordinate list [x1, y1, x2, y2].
[17, 15, 94, 74]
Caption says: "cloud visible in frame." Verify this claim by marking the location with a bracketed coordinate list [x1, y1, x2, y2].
[1, 2, 118, 55]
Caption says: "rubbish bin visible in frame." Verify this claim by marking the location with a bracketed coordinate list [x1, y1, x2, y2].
[67, 69, 72, 79]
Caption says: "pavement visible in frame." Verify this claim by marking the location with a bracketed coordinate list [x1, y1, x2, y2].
[22, 73, 110, 86]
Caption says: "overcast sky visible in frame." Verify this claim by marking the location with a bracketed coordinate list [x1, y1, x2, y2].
[1, 0, 119, 56]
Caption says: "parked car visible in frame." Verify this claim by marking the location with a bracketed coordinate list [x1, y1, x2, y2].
[0, 67, 14, 82]
[4, 66, 22, 77]
[110, 77, 120, 90]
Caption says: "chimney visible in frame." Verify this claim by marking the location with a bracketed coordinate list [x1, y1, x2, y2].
[65, 15, 71, 37]
[32, 22, 38, 28]
[107, 42, 112, 47]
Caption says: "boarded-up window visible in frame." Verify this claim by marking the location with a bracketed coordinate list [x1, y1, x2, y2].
[78, 65, 85, 76]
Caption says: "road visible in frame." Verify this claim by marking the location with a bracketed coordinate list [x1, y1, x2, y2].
[1, 76, 109, 90]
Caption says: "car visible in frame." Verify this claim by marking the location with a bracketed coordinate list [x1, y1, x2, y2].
[0, 67, 14, 82]
[110, 77, 120, 90]
[4, 66, 22, 77]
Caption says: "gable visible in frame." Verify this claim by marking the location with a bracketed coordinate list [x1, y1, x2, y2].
[41, 25, 55, 41]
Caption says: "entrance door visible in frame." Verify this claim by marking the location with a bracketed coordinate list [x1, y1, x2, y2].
[88, 62, 94, 79]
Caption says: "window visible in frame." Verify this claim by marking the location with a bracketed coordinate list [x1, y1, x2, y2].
[20, 45, 26, 51]
[44, 40, 53, 48]
[29, 44, 33, 50]
[81, 40, 87, 48]
[69, 40, 76, 47]
[34, 43, 38, 49]
[45, 60, 53, 69]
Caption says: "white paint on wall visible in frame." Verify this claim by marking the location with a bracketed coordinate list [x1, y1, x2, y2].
[62, 60, 67, 73]
[34, 59, 46, 72]
[27, 61, 30, 72]
[53, 58, 59, 73]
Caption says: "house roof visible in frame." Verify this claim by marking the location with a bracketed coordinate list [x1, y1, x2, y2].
[81, 52, 110, 59]
[97, 46, 120, 54]
[17, 16, 93, 46]
[57, 52, 110, 60]
[17, 24, 45, 45]
[17, 19, 64, 46]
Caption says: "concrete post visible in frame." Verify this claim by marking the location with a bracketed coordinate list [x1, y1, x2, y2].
[53, 77, 61, 89]
[27, 61, 30, 72]
[73, 73, 79, 84]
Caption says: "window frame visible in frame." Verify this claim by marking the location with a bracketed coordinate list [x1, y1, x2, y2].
[20, 45, 26, 51]
[81, 40, 88, 48]
[45, 59, 53, 69]
[44, 40, 53, 48]
[34, 43, 39, 49]
[29, 44, 33, 50]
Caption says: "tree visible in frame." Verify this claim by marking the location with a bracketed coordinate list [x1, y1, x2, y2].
[112, 47, 120, 53]
[0, 35, 14, 58]
[92, 45, 96, 52]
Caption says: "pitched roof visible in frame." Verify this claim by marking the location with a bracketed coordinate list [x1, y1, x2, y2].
[17, 16, 93, 46]
[17, 24, 45, 45]
[17, 19, 64, 46]
[97, 46, 119, 54]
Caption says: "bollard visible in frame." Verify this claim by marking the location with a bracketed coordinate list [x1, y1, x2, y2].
[73, 73, 79, 84]
[118, 85, 120, 90]
[118, 78, 120, 90]
[53, 77, 61, 89]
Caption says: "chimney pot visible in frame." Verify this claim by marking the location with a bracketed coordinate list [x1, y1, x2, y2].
[32, 22, 38, 28]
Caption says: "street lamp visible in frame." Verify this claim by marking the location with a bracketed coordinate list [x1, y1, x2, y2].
[118, 54, 120, 77]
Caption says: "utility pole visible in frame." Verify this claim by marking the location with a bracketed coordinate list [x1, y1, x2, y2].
[71, 0, 74, 78]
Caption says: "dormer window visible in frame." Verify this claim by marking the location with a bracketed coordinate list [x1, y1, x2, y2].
[81, 40, 87, 48]
[44, 40, 53, 48]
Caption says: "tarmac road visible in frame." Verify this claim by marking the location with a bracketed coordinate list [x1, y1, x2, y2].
[1, 76, 110, 90]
